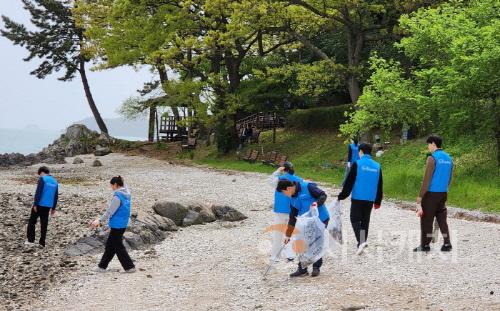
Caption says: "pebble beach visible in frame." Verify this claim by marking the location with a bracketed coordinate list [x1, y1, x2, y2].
[0, 153, 498, 311]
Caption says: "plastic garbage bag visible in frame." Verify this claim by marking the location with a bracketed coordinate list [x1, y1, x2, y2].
[294, 206, 327, 267]
[326, 199, 343, 245]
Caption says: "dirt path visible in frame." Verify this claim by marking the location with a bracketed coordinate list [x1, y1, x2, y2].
[4, 154, 498, 311]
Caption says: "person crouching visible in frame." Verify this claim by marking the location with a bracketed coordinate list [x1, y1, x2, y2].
[278, 179, 330, 277]
[90, 176, 135, 273]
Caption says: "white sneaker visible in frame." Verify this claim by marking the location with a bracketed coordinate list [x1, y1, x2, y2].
[95, 267, 107, 273]
[24, 241, 35, 247]
[125, 267, 136, 273]
[356, 242, 368, 255]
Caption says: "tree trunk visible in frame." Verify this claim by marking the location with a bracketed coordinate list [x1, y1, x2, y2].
[346, 30, 364, 104]
[148, 106, 156, 142]
[149, 65, 169, 142]
[155, 108, 160, 144]
[78, 60, 108, 134]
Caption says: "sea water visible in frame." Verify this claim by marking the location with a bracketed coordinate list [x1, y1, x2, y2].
[0, 128, 61, 155]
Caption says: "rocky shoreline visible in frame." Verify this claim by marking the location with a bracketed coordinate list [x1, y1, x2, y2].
[0, 155, 250, 311]
[0, 124, 112, 167]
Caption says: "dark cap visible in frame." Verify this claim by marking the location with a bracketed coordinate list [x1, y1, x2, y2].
[283, 161, 293, 170]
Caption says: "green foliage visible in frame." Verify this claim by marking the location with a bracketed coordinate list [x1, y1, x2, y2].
[342, 0, 500, 148]
[119, 96, 149, 120]
[196, 129, 500, 212]
[287, 105, 352, 130]
[340, 56, 431, 137]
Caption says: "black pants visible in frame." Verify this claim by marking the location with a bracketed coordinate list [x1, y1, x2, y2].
[350, 200, 373, 247]
[98, 228, 135, 270]
[298, 219, 329, 272]
[27, 207, 50, 246]
[421, 192, 451, 247]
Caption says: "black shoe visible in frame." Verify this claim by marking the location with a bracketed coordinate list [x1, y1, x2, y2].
[311, 268, 320, 277]
[287, 257, 294, 262]
[441, 244, 452, 252]
[413, 245, 430, 252]
[289, 268, 308, 278]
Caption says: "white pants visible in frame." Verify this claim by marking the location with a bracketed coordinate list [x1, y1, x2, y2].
[271, 213, 295, 261]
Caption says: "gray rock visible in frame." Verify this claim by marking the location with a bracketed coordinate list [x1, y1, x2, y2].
[65, 216, 169, 256]
[0, 124, 116, 167]
[92, 159, 103, 167]
[123, 232, 144, 249]
[72, 157, 84, 164]
[182, 210, 204, 227]
[65, 124, 97, 141]
[152, 202, 189, 226]
[94, 146, 111, 157]
[66, 141, 87, 157]
[188, 203, 216, 223]
[211, 205, 247, 222]
[96, 133, 112, 147]
[142, 214, 178, 231]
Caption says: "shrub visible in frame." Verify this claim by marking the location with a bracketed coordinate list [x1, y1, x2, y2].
[286, 104, 352, 131]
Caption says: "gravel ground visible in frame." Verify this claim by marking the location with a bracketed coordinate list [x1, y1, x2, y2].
[1, 153, 499, 311]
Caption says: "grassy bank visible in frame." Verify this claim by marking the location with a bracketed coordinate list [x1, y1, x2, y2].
[193, 129, 499, 213]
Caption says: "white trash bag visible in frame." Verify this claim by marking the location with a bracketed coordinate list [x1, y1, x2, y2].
[294, 206, 327, 267]
[326, 199, 343, 245]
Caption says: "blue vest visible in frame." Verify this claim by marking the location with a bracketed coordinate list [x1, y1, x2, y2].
[38, 175, 58, 208]
[352, 155, 381, 202]
[349, 143, 360, 164]
[109, 192, 131, 229]
[274, 173, 303, 214]
[429, 150, 453, 193]
[291, 181, 329, 222]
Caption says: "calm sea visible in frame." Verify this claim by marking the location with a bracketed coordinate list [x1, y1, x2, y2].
[0, 128, 61, 155]
[0, 128, 145, 155]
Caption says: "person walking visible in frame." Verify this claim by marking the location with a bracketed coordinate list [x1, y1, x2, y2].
[342, 138, 359, 185]
[25, 166, 59, 248]
[90, 176, 136, 273]
[268, 162, 302, 262]
[338, 143, 383, 255]
[277, 179, 329, 277]
[414, 135, 453, 252]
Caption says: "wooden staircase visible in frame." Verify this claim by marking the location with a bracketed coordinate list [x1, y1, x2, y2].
[236, 112, 285, 133]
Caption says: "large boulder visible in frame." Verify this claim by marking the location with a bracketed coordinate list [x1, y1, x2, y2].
[152, 202, 189, 226]
[0, 124, 116, 167]
[94, 146, 111, 157]
[142, 214, 178, 231]
[188, 203, 217, 223]
[96, 133, 113, 147]
[65, 124, 97, 141]
[65, 215, 172, 256]
[182, 210, 204, 227]
[66, 140, 87, 157]
[211, 205, 248, 222]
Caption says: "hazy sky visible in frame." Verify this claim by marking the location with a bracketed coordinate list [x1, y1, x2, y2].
[0, 1, 154, 131]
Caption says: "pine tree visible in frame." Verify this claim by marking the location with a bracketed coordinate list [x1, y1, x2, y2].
[1, 0, 108, 133]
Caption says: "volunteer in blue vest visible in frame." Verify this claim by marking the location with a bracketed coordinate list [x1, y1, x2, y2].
[25, 166, 59, 248]
[338, 143, 383, 255]
[268, 162, 302, 262]
[278, 179, 329, 277]
[90, 176, 135, 273]
[414, 135, 453, 252]
[342, 138, 360, 186]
